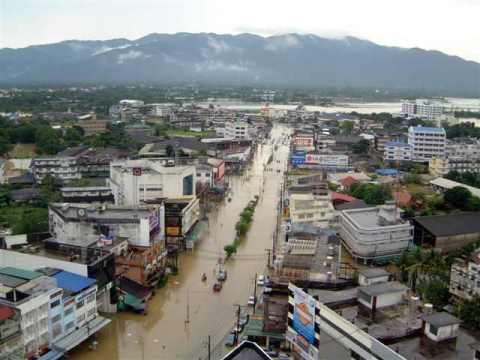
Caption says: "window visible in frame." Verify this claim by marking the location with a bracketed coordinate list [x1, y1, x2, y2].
[429, 324, 439, 335]
[76, 300, 85, 309]
[86, 293, 95, 304]
[87, 308, 96, 318]
[183, 174, 193, 196]
[51, 299, 61, 308]
[77, 314, 85, 323]
[52, 314, 62, 323]
[65, 321, 75, 331]
[64, 307, 74, 316]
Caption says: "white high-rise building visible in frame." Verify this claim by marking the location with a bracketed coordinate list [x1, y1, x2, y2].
[401, 99, 444, 120]
[408, 125, 446, 161]
[224, 119, 255, 140]
[109, 160, 196, 206]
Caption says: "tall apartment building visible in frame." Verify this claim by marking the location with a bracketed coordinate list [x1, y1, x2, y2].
[109, 160, 196, 206]
[402, 99, 444, 120]
[338, 202, 413, 264]
[31, 157, 81, 184]
[76, 112, 108, 137]
[288, 183, 334, 228]
[449, 249, 480, 301]
[224, 119, 255, 140]
[49, 202, 165, 248]
[408, 125, 446, 161]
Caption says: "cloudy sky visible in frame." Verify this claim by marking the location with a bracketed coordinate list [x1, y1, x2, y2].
[1, 0, 479, 62]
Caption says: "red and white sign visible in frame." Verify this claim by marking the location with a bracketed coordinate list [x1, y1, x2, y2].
[133, 167, 142, 176]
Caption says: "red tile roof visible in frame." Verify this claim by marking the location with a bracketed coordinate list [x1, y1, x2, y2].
[340, 176, 357, 187]
[393, 190, 412, 206]
[331, 192, 357, 203]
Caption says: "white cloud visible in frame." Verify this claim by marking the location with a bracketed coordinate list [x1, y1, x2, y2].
[117, 50, 145, 64]
[194, 61, 250, 72]
[92, 44, 131, 56]
[265, 34, 300, 51]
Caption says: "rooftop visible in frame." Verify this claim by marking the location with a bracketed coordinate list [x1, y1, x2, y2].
[52, 270, 96, 295]
[222, 341, 273, 360]
[412, 212, 480, 237]
[430, 177, 480, 198]
[421, 312, 461, 327]
[0, 267, 42, 281]
[359, 268, 390, 279]
[409, 126, 445, 134]
[358, 281, 408, 296]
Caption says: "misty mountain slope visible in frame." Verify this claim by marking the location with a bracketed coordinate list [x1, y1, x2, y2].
[0, 33, 479, 95]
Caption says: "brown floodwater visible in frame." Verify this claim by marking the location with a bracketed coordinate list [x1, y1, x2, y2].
[70, 124, 291, 360]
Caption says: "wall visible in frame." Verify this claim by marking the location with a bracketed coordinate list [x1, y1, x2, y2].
[0, 250, 88, 277]
[425, 323, 459, 342]
[358, 275, 390, 287]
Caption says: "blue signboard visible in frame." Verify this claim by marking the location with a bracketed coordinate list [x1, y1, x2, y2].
[292, 287, 316, 344]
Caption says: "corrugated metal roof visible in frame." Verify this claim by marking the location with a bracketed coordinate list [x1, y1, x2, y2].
[52, 271, 96, 294]
[0, 267, 42, 280]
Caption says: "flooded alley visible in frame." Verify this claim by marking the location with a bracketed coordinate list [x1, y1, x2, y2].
[70, 124, 291, 360]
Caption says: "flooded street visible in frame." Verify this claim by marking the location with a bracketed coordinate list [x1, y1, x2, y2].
[71, 124, 291, 360]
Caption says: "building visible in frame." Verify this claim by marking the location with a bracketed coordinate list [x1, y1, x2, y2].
[288, 184, 334, 228]
[293, 132, 315, 152]
[0, 304, 24, 359]
[420, 313, 461, 357]
[303, 153, 349, 169]
[357, 281, 408, 321]
[449, 249, 480, 301]
[429, 177, 480, 198]
[401, 99, 444, 120]
[76, 112, 108, 137]
[384, 142, 413, 162]
[31, 157, 81, 184]
[195, 164, 214, 187]
[60, 186, 114, 203]
[375, 132, 404, 153]
[0, 268, 59, 357]
[109, 159, 196, 206]
[358, 268, 391, 286]
[429, 157, 450, 177]
[408, 126, 446, 161]
[286, 283, 406, 360]
[0, 241, 117, 314]
[164, 198, 200, 249]
[49, 202, 165, 248]
[446, 138, 480, 159]
[224, 119, 255, 140]
[338, 202, 413, 264]
[412, 213, 480, 252]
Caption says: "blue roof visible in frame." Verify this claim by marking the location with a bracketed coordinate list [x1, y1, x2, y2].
[376, 168, 398, 176]
[52, 271, 96, 294]
[409, 126, 445, 134]
[385, 141, 411, 148]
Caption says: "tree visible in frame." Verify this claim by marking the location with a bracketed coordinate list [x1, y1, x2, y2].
[457, 297, 480, 330]
[224, 244, 237, 258]
[35, 126, 63, 154]
[444, 186, 472, 210]
[404, 172, 421, 185]
[64, 127, 84, 147]
[351, 139, 370, 154]
[0, 132, 12, 156]
[417, 278, 450, 309]
[340, 120, 354, 135]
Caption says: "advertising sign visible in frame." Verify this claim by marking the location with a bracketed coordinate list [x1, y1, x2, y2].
[149, 208, 160, 233]
[292, 286, 316, 344]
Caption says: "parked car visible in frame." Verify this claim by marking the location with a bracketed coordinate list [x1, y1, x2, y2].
[217, 269, 227, 281]
[257, 275, 265, 286]
[248, 295, 256, 306]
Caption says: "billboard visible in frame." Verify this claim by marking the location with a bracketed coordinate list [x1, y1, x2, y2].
[292, 286, 316, 344]
[149, 208, 160, 234]
[305, 153, 349, 166]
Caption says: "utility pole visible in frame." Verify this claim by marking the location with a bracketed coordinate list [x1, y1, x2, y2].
[234, 305, 241, 346]
[185, 288, 190, 325]
[207, 335, 211, 360]
[253, 273, 257, 314]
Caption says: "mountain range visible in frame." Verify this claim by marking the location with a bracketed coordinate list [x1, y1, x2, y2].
[1, 33, 479, 96]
